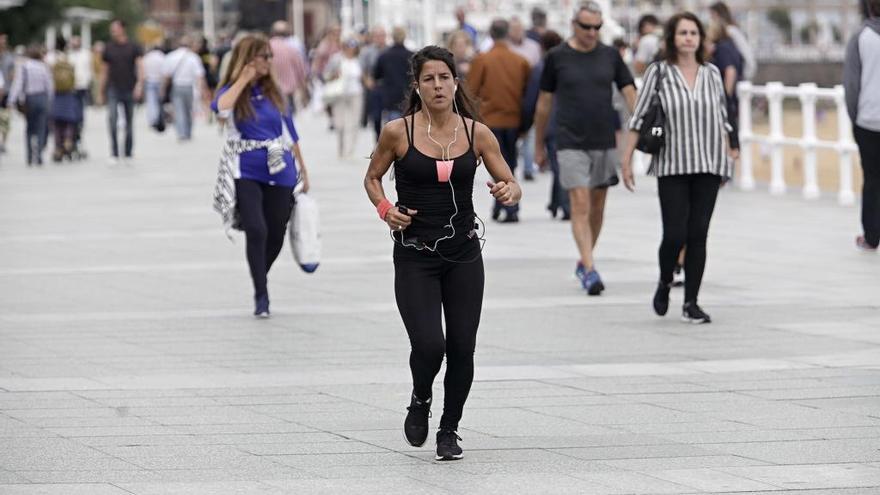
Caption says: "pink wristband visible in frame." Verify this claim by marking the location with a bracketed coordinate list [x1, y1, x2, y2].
[377, 199, 393, 220]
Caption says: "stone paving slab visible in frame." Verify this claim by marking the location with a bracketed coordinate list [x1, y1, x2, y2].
[0, 108, 878, 494]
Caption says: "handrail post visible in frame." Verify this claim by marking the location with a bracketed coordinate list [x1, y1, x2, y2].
[737, 81, 756, 191]
[834, 85, 856, 205]
[767, 82, 787, 195]
[798, 83, 820, 199]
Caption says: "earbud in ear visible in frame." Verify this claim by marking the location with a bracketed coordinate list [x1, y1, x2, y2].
[454, 84, 458, 92]
[416, 88, 421, 97]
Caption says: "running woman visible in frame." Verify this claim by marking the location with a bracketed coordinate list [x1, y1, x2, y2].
[364, 46, 521, 461]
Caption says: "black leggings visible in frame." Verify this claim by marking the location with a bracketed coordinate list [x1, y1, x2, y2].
[393, 242, 484, 431]
[657, 174, 721, 304]
[235, 179, 294, 299]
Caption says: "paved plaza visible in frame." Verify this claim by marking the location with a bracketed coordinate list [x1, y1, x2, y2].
[0, 108, 879, 494]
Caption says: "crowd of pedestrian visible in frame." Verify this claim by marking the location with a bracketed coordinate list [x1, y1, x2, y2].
[0, 0, 876, 465]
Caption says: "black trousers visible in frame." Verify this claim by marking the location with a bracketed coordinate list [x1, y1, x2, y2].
[855, 125, 880, 248]
[491, 128, 520, 216]
[235, 179, 294, 299]
[393, 242, 484, 431]
[657, 174, 721, 304]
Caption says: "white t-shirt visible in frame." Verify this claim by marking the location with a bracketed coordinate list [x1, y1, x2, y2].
[162, 48, 204, 86]
[339, 57, 363, 96]
[143, 49, 166, 83]
[68, 48, 93, 90]
[635, 32, 661, 66]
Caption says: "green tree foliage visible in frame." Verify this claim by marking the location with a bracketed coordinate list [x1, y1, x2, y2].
[0, 0, 144, 47]
[0, 0, 60, 46]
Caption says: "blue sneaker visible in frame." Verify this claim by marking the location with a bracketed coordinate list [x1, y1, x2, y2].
[575, 262, 605, 295]
[584, 269, 605, 296]
[575, 262, 588, 289]
[254, 294, 270, 319]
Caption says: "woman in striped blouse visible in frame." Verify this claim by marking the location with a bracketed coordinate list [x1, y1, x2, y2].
[621, 12, 739, 324]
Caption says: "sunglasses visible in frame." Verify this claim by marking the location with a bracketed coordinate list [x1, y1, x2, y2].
[573, 20, 603, 31]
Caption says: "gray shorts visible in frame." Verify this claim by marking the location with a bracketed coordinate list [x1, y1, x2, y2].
[558, 148, 621, 190]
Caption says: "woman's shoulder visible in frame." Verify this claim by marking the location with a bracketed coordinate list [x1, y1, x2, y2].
[379, 116, 408, 141]
[702, 62, 723, 77]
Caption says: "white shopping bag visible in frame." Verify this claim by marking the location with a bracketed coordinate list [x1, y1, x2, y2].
[289, 193, 320, 273]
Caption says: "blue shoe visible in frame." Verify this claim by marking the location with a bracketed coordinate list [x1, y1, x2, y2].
[254, 294, 270, 319]
[585, 269, 604, 295]
[575, 262, 588, 289]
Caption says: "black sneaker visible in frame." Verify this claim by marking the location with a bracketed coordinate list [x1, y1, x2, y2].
[653, 282, 671, 316]
[681, 302, 711, 324]
[435, 429, 463, 461]
[403, 394, 431, 447]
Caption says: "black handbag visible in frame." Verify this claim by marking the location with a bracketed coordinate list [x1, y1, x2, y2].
[636, 63, 667, 155]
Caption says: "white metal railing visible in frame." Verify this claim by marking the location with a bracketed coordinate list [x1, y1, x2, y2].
[738, 81, 858, 206]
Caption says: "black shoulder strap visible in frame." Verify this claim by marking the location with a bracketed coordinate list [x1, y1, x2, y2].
[403, 115, 412, 146]
[654, 62, 666, 93]
[462, 115, 475, 149]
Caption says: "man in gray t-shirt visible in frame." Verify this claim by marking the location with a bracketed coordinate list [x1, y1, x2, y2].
[534, 2, 636, 295]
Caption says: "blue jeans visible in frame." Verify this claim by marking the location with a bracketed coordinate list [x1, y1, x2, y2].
[24, 93, 49, 164]
[172, 85, 194, 140]
[144, 81, 162, 127]
[107, 87, 134, 157]
[519, 127, 536, 177]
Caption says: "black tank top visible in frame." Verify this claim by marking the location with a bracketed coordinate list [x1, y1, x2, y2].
[394, 114, 478, 253]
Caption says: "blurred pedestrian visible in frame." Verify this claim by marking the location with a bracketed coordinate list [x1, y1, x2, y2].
[707, 23, 743, 134]
[467, 18, 530, 223]
[324, 38, 363, 158]
[212, 34, 311, 318]
[364, 46, 520, 461]
[68, 36, 92, 154]
[844, 0, 880, 251]
[523, 30, 568, 219]
[270, 21, 308, 114]
[7, 43, 53, 165]
[621, 12, 739, 324]
[373, 27, 413, 124]
[509, 16, 542, 183]
[312, 25, 341, 80]
[454, 6, 479, 46]
[0, 33, 14, 154]
[446, 30, 474, 81]
[99, 19, 143, 164]
[526, 7, 548, 43]
[163, 34, 206, 141]
[142, 42, 165, 129]
[359, 26, 386, 141]
[709, 2, 756, 80]
[534, 1, 636, 295]
[90, 41, 104, 105]
[632, 14, 661, 75]
[50, 38, 79, 162]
